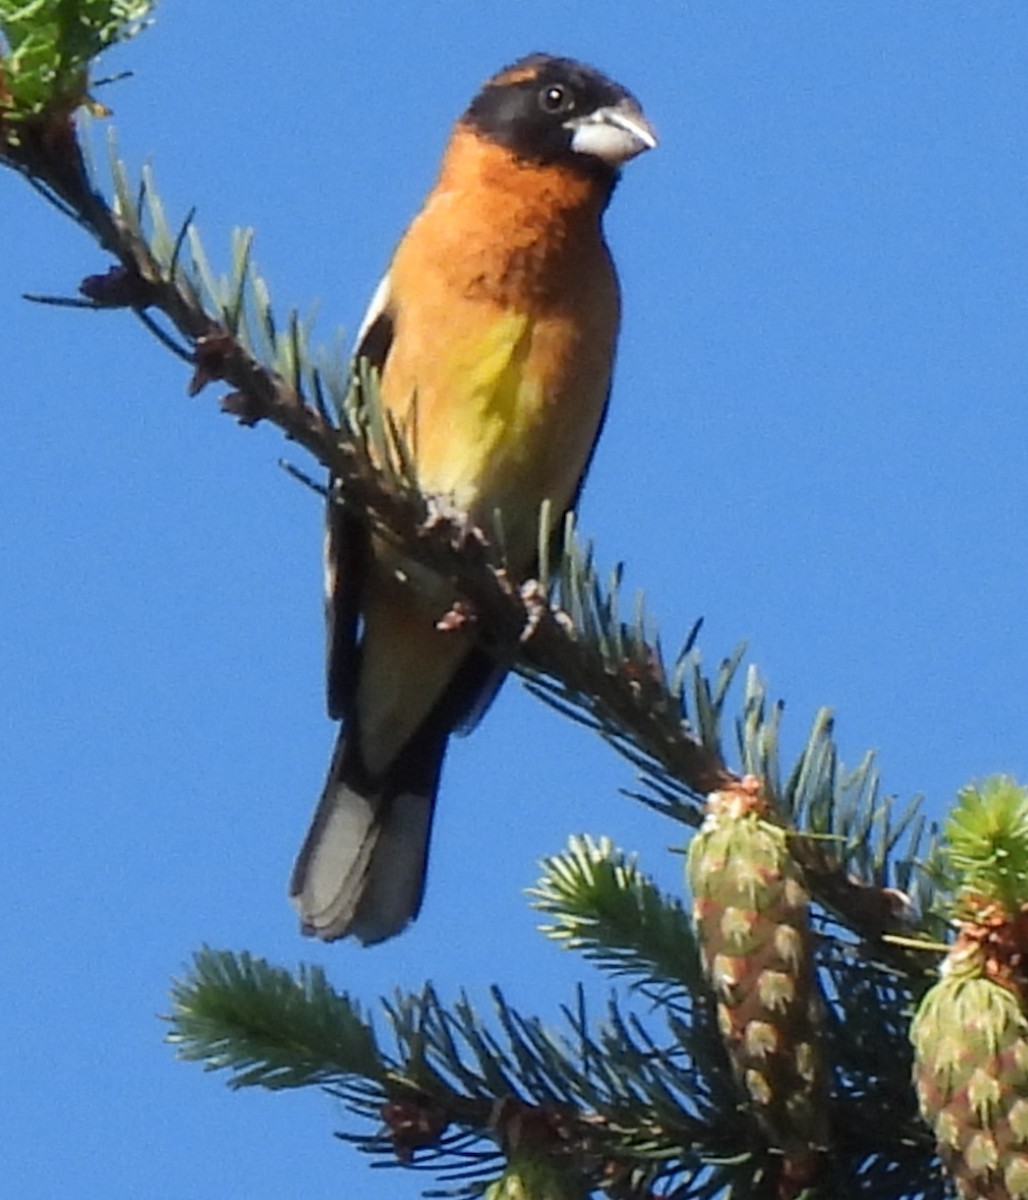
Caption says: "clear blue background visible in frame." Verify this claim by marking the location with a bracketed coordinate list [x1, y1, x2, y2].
[4, 4, 1027, 1197]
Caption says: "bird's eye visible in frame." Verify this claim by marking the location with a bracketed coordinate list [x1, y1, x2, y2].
[539, 84, 573, 114]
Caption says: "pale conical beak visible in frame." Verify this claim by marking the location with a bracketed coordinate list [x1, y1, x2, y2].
[567, 98, 658, 166]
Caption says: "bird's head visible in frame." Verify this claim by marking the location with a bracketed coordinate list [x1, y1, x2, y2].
[464, 53, 657, 174]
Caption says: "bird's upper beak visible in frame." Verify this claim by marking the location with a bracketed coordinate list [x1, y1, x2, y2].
[567, 98, 658, 166]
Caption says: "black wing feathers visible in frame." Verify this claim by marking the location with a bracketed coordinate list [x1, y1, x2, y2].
[324, 297, 397, 722]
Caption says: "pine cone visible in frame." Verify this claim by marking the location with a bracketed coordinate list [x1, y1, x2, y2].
[912, 931, 1028, 1199]
[687, 778, 829, 1186]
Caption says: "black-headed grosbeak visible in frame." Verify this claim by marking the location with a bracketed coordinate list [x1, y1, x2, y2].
[290, 53, 656, 943]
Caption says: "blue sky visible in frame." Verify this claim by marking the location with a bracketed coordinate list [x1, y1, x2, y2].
[3, 3, 1028, 1197]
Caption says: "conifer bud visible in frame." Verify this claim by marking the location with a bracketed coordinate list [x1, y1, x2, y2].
[912, 933, 1028, 1199]
[687, 777, 829, 1186]
[483, 1153, 587, 1200]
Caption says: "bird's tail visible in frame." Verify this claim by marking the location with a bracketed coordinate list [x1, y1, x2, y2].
[289, 732, 443, 944]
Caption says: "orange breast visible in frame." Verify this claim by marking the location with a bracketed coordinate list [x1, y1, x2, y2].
[380, 124, 620, 568]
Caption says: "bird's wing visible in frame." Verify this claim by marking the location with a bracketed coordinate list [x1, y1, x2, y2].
[324, 270, 396, 721]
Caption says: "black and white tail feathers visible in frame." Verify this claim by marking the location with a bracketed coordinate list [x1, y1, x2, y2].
[289, 724, 447, 944]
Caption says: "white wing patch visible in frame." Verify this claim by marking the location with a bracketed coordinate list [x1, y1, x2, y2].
[354, 270, 392, 360]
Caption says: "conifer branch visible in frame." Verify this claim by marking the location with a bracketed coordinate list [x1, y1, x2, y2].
[169, 945, 947, 1199]
[530, 835, 703, 1001]
[169, 946, 383, 1091]
[169, 948, 764, 1198]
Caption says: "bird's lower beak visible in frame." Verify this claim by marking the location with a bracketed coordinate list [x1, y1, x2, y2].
[568, 98, 658, 166]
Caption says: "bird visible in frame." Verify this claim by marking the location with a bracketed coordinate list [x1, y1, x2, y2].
[290, 53, 656, 944]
